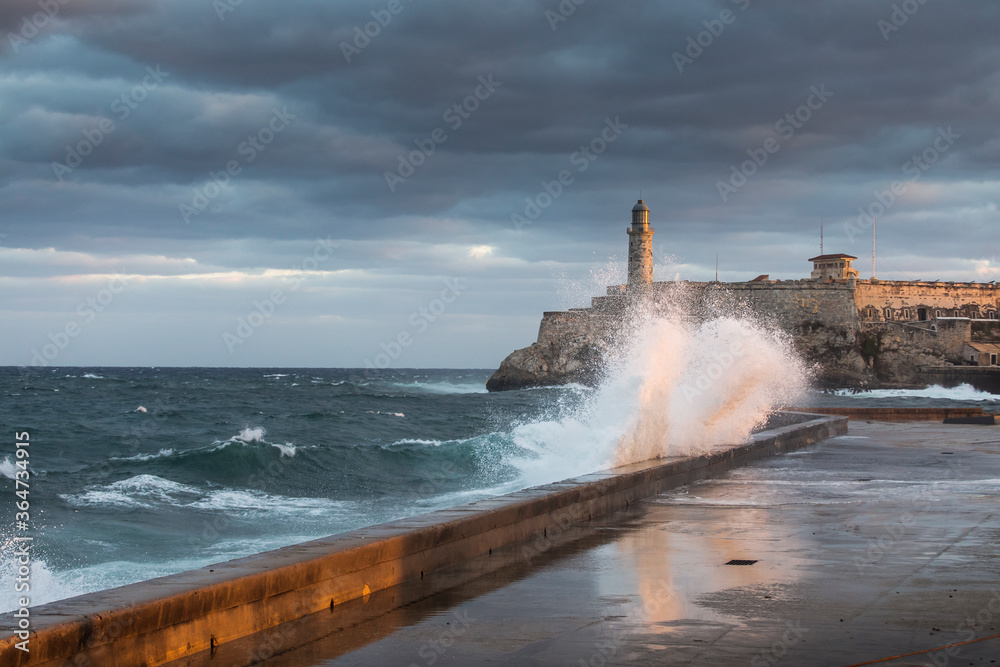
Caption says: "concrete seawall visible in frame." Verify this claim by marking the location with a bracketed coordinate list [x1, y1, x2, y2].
[1, 413, 846, 667]
[787, 406, 989, 421]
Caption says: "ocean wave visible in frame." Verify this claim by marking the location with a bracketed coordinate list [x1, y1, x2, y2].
[61, 474, 202, 509]
[187, 490, 348, 516]
[366, 410, 405, 418]
[832, 383, 998, 401]
[211, 426, 267, 449]
[110, 448, 176, 462]
[271, 443, 296, 457]
[0, 557, 82, 614]
[0, 457, 16, 480]
[60, 474, 351, 517]
[391, 381, 488, 394]
[387, 438, 442, 447]
[82, 373, 104, 379]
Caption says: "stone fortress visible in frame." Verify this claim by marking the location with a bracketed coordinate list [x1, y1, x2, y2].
[487, 200, 1000, 391]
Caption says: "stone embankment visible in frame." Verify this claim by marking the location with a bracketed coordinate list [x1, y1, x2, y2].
[488, 282, 1000, 392]
[0, 415, 844, 666]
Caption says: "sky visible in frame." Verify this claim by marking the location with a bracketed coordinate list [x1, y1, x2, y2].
[1, 0, 999, 368]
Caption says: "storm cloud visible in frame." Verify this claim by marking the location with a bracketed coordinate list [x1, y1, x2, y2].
[1, 0, 998, 367]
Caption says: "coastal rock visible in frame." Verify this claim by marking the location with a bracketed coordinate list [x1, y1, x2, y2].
[487, 282, 1000, 392]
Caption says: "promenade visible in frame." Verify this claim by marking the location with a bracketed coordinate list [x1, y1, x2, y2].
[274, 421, 1000, 666]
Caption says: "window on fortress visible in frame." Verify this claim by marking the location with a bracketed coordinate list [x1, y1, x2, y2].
[884, 308, 892, 320]
[903, 309, 910, 319]
[935, 310, 941, 317]
[990, 312, 998, 320]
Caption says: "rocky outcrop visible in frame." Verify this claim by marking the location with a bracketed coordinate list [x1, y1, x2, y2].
[486, 308, 608, 391]
[485, 341, 601, 391]
[487, 283, 992, 392]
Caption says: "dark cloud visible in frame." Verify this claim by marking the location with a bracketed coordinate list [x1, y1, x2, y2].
[1, 0, 999, 366]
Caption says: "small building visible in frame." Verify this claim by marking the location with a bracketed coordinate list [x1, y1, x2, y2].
[963, 342, 1000, 366]
[809, 253, 860, 281]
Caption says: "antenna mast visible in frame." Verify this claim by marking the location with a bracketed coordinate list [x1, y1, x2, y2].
[715, 253, 718, 282]
[820, 221, 824, 255]
[872, 216, 877, 279]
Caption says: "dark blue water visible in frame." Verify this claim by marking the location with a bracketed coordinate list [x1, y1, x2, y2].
[1, 366, 996, 612]
[0, 367, 587, 611]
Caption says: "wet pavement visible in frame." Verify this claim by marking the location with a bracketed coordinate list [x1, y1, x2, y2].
[274, 421, 1000, 666]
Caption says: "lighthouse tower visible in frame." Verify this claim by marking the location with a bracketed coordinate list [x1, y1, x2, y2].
[626, 199, 654, 290]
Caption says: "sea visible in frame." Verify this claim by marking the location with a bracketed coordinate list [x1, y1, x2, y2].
[1, 362, 998, 614]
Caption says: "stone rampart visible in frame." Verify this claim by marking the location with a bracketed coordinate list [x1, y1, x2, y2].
[488, 278, 1000, 392]
[855, 280, 1000, 320]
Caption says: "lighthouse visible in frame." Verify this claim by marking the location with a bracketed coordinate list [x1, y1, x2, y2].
[627, 199, 654, 290]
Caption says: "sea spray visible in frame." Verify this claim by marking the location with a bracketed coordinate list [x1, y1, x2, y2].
[508, 304, 809, 482]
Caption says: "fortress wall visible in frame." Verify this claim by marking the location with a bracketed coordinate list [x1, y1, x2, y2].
[855, 281, 1000, 319]
[863, 319, 971, 359]
[703, 282, 860, 330]
[971, 320, 1000, 341]
[925, 318, 973, 356]
[598, 281, 861, 331]
[536, 309, 611, 346]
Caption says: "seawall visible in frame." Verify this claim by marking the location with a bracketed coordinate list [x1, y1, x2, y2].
[1, 414, 846, 667]
[786, 406, 988, 421]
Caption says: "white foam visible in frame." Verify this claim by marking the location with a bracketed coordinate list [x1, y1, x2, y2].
[134, 406, 148, 413]
[507, 309, 808, 487]
[188, 490, 348, 516]
[0, 555, 213, 614]
[393, 381, 488, 394]
[832, 383, 998, 402]
[236, 426, 266, 442]
[59, 475, 351, 519]
[82, 373, 104, 379]
[61, 475, 201, 509]
[271, 442, 296, 457]
[387, 438, 442, 447]
[0, 557, 83, 614]
[0, 457, 16, 480]
[366, 411, 405, 418]
[263, 373, 289, 378]
[110, 448, 176, 462]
